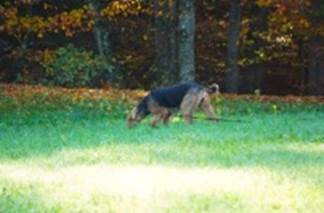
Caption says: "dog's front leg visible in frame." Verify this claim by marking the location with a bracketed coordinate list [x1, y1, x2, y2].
[150, 113, 162, 128]
[162, 111, 172, 125]
[200, 95, 219, 122]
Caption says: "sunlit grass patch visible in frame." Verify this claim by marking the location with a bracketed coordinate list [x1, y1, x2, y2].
[0, 164, 323, 212]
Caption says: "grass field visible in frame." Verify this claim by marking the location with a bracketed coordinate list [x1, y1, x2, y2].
[0, 85, 324, 212]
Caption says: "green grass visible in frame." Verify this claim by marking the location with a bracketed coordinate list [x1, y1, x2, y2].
[0, 94, 324, 212]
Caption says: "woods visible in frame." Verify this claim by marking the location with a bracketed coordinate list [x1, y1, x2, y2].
[0, 0, 323, 94]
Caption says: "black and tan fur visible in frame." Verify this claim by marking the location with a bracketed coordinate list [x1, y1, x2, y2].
[127, 81, 219, 128]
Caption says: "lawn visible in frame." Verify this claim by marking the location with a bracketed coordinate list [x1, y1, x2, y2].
[0, 85, 324, 212]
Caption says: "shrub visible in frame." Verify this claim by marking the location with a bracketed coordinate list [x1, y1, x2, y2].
[42, 44, 113, 87]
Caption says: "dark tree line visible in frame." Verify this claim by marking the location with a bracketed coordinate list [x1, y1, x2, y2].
[0, 0, 323, 95]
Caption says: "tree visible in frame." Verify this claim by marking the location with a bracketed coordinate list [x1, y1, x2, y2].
[242, 3, 268, 93]
[307, 42, 324, 95]
[305, 0, 324, 95]
[88, 1, 114, 82]
[152, 0, 178, 86]
[152, 0, 196, 86]
[178, 0, 195, 82]
[225, 0, 241, 93]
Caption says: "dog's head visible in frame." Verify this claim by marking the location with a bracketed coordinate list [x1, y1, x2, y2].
[127, 106, 146, 128]
[207, 83, 220, 95]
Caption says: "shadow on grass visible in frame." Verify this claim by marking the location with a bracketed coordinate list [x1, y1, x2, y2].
[1, 107, 324, 173]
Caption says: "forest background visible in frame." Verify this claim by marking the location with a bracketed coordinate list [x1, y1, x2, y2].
[0, 0, 323, 95]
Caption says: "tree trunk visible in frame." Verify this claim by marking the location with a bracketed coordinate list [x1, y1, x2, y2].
[88, 2, 114, 83]
[225, 0, 241, 93]
[243, 5, 267, 93]
[153, 0, 178, 87]
[178, 0, 195, 82]
[306, 0, 324, 95]
[94, 22, 111, 60]
[308, 51, 324, 95]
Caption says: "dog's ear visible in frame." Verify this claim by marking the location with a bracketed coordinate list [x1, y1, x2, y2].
[207, 83, 220, 94]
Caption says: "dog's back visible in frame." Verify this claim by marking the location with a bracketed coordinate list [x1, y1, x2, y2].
[150, 81, 203, 109]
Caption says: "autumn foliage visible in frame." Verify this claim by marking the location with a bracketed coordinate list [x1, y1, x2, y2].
[0, 0, 323, 94]
[0, 1, 142, 38]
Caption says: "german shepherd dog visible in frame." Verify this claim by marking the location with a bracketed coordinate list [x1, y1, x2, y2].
[127, 81, 219, 128]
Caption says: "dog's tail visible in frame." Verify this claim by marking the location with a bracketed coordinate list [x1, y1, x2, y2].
[206, 83, 220, 94]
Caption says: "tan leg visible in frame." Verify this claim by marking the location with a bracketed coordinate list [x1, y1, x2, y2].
[183, 113, 193, 124]
[151, 113, 162, 128]
[148, 96, 170, 127]
[180, 89, 200, 124]
[199, 93, 219, 121]
[162, 112, 172, 125]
